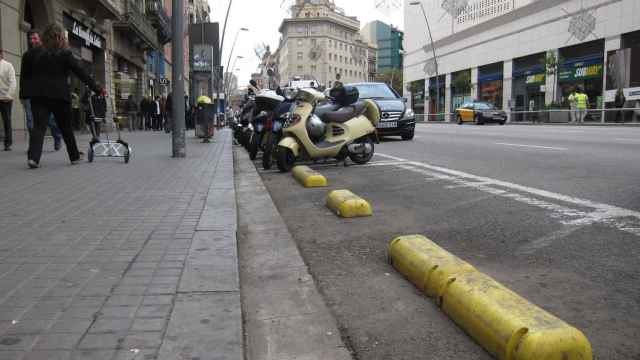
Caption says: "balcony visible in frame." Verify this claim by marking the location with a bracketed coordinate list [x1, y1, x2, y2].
[147, 0, 172, 45]
[114, 0, 159, 50]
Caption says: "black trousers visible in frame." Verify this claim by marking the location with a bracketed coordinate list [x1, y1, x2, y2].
[29, 99, 80, 163]
[0, 101, 12, 148]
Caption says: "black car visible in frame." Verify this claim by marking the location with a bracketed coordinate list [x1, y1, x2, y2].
[347, 82, 416, 140]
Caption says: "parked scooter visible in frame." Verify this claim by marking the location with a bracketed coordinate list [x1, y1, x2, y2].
[248, 90, 284, 160]
[276, 86, 380, 172]
[262, 96, 294, 170]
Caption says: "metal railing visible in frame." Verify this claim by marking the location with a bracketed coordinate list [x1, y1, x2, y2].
[147, 0, 172, 45]
[122, 0, 159, 49]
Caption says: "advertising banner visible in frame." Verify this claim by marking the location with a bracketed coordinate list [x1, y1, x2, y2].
[193, 44, 213, 72]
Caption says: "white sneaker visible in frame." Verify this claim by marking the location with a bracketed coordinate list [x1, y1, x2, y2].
[28, 160, 39, 169]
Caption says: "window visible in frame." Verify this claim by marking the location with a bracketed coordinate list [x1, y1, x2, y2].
[311, 65, 317, 72]
[297, 65, 303, 73]
[329, 39, 332, 46]
[297, 52, 303, 60]
[311, 38, 317, 46]
[329, 66, 332, 73]
[297, 39, 303, 46]
[339, 43, 343, 50]
[339, 56, 343, 63]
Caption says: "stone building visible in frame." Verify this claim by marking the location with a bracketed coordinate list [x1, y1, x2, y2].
[0, 0, 196, 135]
[277, 0, 377, 88]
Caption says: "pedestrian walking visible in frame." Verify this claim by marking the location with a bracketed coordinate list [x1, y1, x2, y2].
[21, 30, 62, 151]
[126, 96, 138, 131]
[568, 87, 578, 123]
[151, 96, 160, 130]
[145, 96, 155, 130]
[165, 92, 172, 133]
[140, 96, 148, 130]
[160, 95, 167, 131]
[0, 47, 17, 151]
[20, 24, 103, 168]
[575, 86, 589, 123]
[614, 88, 626, 123]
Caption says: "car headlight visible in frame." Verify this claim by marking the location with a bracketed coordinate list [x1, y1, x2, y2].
[403, 108, 415, 119]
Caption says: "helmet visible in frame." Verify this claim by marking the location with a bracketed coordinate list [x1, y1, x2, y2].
[306, 114, 326, 142]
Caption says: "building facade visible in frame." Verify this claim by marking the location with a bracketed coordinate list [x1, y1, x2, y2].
[0, 0, 196, 135]
[404, 0, 640, 123]
[361, 20, 403, 73]
[277, 0, 377, 88]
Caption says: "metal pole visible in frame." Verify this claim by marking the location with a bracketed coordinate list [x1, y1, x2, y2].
[418, 3, 439, 121]
[215, 0, 234, 117]
[224, 56, 242, 100]
[223, 29, 243, 95]
[171, 0, 186, 157]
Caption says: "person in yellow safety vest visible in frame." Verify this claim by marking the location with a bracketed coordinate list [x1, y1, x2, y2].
[574, 86, 589, 123]
[567, 87, 578, 122]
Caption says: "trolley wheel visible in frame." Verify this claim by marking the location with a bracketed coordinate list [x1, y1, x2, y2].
[88, 147, 94, 163]
[124, 147, 131, 164]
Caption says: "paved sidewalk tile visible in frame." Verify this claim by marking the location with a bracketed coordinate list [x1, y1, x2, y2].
[0, 130, 236, 359]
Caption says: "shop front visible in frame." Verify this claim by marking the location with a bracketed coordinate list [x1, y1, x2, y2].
[409, 79, 425, 117]
[478, 62, 503, 109]
[512, 53, 546, 122]
[604, 30, 640, 122]
[63, 13, 107, 127]
[451, 69, 472, 114]
[428, 75, 445, 121]
[557, 56, 604, 122]
[113, 57, 142, 118]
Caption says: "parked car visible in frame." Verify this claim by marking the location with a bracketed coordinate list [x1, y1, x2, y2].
[456, 101, 507, 125]
[346, 82, 416, 140]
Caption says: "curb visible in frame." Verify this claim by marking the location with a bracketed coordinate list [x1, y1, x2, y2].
[235, 147, 353, 360]
[388, 235, 592, 360]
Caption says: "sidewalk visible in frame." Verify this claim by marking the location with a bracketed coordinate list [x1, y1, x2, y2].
[0, 130, 241, 360]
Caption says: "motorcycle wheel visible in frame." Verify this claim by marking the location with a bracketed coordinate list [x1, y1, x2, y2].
[348, 137, 375, 165]
[249, 131, 260, 160]
[262, 133, 274, 170]
[276, 146, 296, 172]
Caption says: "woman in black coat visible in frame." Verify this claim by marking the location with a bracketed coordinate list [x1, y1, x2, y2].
[20, 24, 103, 168]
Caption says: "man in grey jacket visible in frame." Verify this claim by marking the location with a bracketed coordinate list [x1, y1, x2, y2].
[0, 48, 17, 151]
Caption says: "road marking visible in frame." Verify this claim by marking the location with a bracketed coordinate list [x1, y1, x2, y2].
[615, 138, 640, 142]
[495, 142, 568, 150]
[376, 153, 640, 240]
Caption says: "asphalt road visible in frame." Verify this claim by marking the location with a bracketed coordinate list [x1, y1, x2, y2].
[255, 124, 640, 360]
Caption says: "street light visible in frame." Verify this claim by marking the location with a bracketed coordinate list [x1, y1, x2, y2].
[410, 1, 440, 121]
[224, 55, 244, 101]
[222, 27, 249, 105]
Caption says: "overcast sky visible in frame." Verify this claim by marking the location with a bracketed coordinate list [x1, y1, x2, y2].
[206, 0, 403, 87]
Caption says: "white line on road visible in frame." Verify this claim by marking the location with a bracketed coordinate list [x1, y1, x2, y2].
[615, 138, 640, 142]
[375, 153, 640, 240]
[495, 142, 568, 150]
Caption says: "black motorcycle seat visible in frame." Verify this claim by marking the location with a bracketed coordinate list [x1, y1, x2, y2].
[314, 103, 341, 122]
[317, 101, 367, 124]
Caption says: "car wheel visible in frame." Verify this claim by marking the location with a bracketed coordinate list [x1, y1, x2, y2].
[401, 131, 414, 141]
[499, 120, 506, 125]
[475, 114, 484, 125]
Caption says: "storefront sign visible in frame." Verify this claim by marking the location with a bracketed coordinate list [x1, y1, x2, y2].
[159, 78, 170, 85]
[193, 44, 214, 72]
[63, 14, 104, 49]
[558, 62, 603, 81]
[525, 73, 545, 85]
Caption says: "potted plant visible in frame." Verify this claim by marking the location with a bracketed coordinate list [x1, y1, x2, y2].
[545, 102, 568, 123]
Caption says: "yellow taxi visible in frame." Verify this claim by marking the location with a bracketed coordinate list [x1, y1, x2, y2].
[456, 101, 507, 125]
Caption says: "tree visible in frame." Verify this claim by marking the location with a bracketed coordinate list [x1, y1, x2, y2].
[375, 68, 403, 95]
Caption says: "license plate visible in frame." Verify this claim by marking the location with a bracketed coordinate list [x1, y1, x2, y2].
[377, 122, 397, 129]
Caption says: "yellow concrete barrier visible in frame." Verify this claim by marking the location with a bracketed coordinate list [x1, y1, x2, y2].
[442, 271, 592, 360]
[292, 166, 327, 188]
[326, 190, 372, 218]
[388, 235, 476, 299]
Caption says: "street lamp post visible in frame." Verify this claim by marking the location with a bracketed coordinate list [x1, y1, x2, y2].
[223, 27, 249, 91]
[171, 0, 185, 157]
[223, 56, 244, 108]
[214, 0, 234, 119]
[410, 1, 440, 121]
